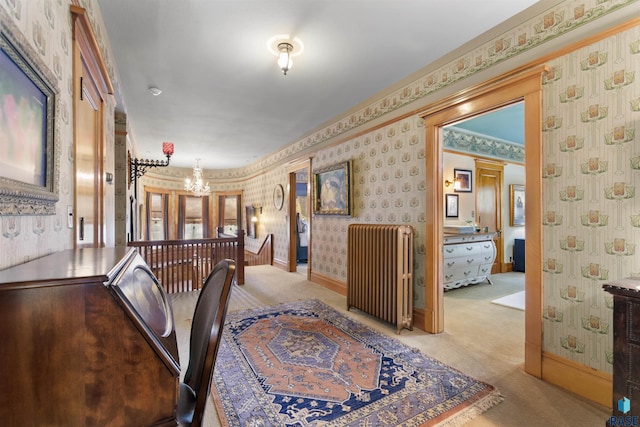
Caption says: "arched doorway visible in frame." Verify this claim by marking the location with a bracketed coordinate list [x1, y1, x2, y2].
[421, 66, 547, 377]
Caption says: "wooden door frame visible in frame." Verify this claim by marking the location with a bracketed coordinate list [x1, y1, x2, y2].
[421, 66, 546, 378]
[71, 7, 113, 248]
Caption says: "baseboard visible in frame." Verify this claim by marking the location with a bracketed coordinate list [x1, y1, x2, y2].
[272, 258, 288, 271]
[542, 351, 612, 408]
[309, 271, 347, 296]
[412, 307, 425, 332]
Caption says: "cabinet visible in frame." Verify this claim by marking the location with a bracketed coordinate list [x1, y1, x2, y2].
[0, 247, 180, 426]
[443, 232, 496, 290]
[603, 277, 640, 420]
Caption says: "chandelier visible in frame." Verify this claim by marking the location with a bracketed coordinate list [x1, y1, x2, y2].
[185, 159, 210, 197]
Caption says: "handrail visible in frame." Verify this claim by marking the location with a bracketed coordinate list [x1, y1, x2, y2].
[245, 234, 273, 266]
[128, 231, 245, 293]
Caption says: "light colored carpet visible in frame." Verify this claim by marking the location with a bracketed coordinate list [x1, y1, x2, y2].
[491, 290, 525, 311]
[170, 267, 610, 427]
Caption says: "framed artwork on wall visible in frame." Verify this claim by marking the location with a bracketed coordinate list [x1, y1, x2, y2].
[0, 12, 58, 215]
[510, 184, 525, 226]
[453, 169, 472, 193]
[445, 194, 459, 218]
[313, 160, 351, 216]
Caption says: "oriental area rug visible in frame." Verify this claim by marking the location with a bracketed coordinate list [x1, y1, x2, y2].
[211, 299, 503, 426]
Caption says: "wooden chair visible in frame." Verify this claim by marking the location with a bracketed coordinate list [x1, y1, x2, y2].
[177, 259, 236, 427]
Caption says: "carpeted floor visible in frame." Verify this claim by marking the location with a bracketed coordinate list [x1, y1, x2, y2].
[170, 267, 611, 427]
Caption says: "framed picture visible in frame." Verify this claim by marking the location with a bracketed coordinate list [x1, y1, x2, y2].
[313, 160, 351, 216]
[454, 169, 472, 193]
[510, 184, 525, 226]
[0, 11, 58, 215]
[445, 194, 459, 218]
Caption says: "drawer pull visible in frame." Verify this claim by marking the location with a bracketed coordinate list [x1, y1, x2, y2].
[447, 261, 456, 267]
[464, 271, 471, 276]
[465, 246, 474, 251]
[466, 259, 474, 264]
[481, 268, 489, 273]
[445, 274, 454, 280]
[483, 244, 491, 249]
[484, 256, 491, 261]
[445, 248, 455, 253]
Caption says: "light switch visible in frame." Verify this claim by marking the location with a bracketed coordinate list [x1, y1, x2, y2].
[67, 206, 73, 228]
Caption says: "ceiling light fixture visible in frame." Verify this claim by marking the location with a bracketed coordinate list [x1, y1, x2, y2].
[277, 42, 293, 75]
[185, 159, 210, 197]
[148, 86, 162, 96]
[267, 35, 304, 76]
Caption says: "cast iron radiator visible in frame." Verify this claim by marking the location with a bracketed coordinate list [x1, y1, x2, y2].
[347, 224, 414, 334]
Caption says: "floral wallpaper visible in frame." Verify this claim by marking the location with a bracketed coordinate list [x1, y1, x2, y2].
[308, 118, 428, 305]
[0, 0, 77, 268]
[540, 24, 640, 373]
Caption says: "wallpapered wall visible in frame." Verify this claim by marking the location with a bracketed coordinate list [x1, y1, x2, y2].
[307, 118, 428, 304]
[0, 1, 76, 268]
[540, 25, 640, 373]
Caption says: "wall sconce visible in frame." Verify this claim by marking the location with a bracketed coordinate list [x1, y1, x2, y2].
[129, 142, 174, 194]
[444, 177, 461, 190]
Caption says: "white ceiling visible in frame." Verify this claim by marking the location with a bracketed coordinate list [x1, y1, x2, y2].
[97, 0, 539, 170]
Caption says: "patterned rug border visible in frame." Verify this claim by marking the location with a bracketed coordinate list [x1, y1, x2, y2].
[211, 299, 503, 427]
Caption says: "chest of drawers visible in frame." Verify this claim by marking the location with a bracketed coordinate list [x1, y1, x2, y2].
[603, 278, 640, 420]
[443, 232, 496, 290]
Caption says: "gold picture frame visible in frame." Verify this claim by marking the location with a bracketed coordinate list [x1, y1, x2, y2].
[313, 161, 351, 216]
[510, 184, 525, 226]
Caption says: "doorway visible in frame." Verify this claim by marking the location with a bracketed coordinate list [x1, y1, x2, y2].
[422, 66, 546, 378]
[287, 159, 311, 275]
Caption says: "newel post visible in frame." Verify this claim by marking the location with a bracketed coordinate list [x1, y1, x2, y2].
[236, 230, 245, 285]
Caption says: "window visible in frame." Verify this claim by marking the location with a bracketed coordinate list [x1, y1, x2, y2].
[179, 195, 209, 239]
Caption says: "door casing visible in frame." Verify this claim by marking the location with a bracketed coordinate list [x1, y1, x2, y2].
[421, 66, 545, 378]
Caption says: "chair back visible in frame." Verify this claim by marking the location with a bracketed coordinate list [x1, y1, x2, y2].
[184, 259, 235, 426]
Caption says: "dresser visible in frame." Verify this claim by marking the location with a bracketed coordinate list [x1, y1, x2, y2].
[603, 277, 640, 420]
[443, 232, 496, 290]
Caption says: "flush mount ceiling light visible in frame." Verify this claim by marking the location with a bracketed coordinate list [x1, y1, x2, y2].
[148, 86, 162, 96]
[267, 35, 304, 76]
